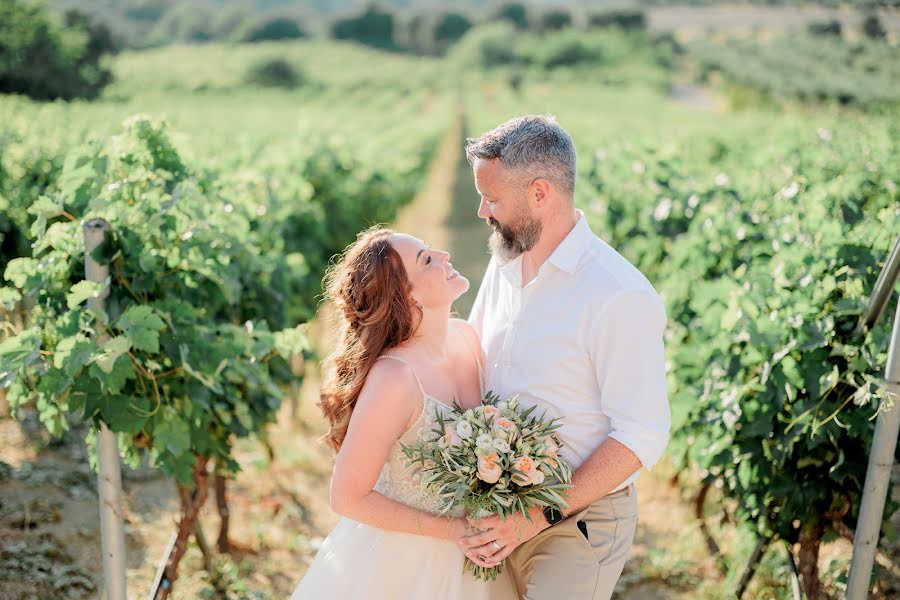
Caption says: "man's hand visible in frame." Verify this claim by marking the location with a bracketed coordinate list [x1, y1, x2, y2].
[457, 506, 548, 568]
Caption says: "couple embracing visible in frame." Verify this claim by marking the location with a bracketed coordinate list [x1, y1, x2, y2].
[291, 116, 671, 599]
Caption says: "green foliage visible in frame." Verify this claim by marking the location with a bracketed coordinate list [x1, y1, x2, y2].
[587, 117, 900, 544]
[331, 4, 395, 50]
[242, 16, 306, 43]
[529, 32, 603, 70]
[588, 9, 646, 31]
[862, 13, 887, 39]
[537, 9, 572, 32]
[0, 38, 452, 485]
[210, 4, 252, 41]
[807, 20, 842, 37]
[243, 57, 305, 88]
[451, 26, 671, 85]
[0, 0, 114, 100]
[688, 34, 900, 109]
[493, 3, 528, 30]
[0, 117, 311, 482]
[145, 1, 215, 44]
[123, 0, 171, 22]
[433, 13, 472, 45]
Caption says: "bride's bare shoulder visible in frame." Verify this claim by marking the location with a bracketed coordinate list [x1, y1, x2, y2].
[450, 318, 479, 345]
[356, 356, 421, 410]
[450, 318, 482, 363]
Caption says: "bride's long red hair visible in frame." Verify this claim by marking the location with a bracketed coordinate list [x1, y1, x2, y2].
[318, 227, 419, 452]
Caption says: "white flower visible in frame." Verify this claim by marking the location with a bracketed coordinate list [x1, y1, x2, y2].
[456, 420, 473, 440]
[653, 198, 672, 221]
[492, 438, 511, 454]
[476, 434, 494, 450]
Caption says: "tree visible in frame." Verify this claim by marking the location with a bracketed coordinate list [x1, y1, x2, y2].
[0, 0, 113, 100]
[588, 10, 646, 31]
[242, 16, 306, 43]
[434, 13, 472, 45]
[494, 3, 528, 30]
[331, 4, 395, 50]
[539, 10, 571, 32]
[862, 14, 886, 39]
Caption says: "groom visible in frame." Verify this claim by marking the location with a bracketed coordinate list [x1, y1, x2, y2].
[460, 115, 671, 599]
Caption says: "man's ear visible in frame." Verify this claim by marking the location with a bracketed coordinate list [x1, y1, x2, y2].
[530, 178, 552, 207]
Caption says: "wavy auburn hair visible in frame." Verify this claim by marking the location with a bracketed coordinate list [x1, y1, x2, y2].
[318, 226, 419, 452]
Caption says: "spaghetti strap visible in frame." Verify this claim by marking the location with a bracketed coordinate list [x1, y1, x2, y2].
[455, 324, 485, 398]
[375, 355, 427, 398]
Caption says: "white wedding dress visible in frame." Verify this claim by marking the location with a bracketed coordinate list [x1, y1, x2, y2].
[291, 356, 516, 600]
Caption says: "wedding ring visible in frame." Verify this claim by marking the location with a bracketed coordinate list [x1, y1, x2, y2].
[491, 541, 501, 551]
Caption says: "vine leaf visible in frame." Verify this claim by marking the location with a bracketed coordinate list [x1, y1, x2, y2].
[118, 305, 166, 353]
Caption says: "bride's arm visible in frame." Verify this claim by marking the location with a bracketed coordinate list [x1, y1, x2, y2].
[328, 359, 467, 541]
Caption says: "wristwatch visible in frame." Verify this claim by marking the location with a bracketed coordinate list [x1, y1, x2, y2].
[542, 506, 564, 527]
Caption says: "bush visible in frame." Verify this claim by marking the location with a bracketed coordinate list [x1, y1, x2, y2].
[242, 16, 306, 43]
[807, 20, 842, 37]
[123, 0, 171, 22]
[588, 10, 646, 31]
[146, 2, 215, 44]
[0, 1, 113, 100]
[434, 13, 472, 45]
[211, 5, 253, 40]
[538, 10, 572, 32]
[244, 58, 304, 89]
[862, 14, 886, 39]
[448, 24, 522, 68]
[532, 35, 602, 69]
[493, 3, 528, 30]
[331, 5, 395, 50]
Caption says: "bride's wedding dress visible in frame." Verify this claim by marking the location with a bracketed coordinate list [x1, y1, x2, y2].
[291, 356, 515, 599]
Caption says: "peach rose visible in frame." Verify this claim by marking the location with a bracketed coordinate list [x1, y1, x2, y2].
[481, 406, 499, 420]
[477, 452, 503, 484]
[542, 437, 560, 468]
[512, 456, 539, 486]
[493, 417, 518, 441]
[440, 424, 462, 447]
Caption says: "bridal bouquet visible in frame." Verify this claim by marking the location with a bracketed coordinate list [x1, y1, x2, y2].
[401, 392, 572, 581]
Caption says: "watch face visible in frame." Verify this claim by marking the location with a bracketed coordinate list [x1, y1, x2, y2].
[544, 506, 563, 525]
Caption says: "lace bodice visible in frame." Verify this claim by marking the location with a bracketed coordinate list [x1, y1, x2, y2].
[373, 395, 455, 515]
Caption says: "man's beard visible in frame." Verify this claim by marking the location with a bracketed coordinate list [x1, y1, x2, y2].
[488, 210, 542, 262]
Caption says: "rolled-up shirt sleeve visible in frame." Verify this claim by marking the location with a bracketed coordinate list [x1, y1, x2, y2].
[590, 288, 671, 471]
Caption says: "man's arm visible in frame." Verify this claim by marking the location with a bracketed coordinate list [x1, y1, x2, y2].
[566, 288, 671, 513]
[460, 288, 670, 565]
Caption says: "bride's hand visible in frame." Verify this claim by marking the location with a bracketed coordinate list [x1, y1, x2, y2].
[451, 517, 478, 547]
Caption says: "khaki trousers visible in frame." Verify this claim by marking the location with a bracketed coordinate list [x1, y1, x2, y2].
[505, 485, 638, 600]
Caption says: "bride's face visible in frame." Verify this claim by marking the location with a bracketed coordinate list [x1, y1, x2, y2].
[390, 234, 469, 309]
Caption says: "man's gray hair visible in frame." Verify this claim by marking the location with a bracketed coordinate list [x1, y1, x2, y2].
[465, 115, 576, 198]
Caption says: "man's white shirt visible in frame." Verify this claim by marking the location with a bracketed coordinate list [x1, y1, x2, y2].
[468, 210, 671, 492]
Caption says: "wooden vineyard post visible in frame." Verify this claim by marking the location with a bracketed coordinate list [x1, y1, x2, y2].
[847, 237, 900, 599]
[85, 218, 128, 600]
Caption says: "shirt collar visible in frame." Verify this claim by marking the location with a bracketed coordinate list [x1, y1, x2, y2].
[497, 209, 592, 285]
[546, 209, 592, 275]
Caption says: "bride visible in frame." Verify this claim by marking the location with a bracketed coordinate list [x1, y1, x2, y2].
[291, 227, 516, 599]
